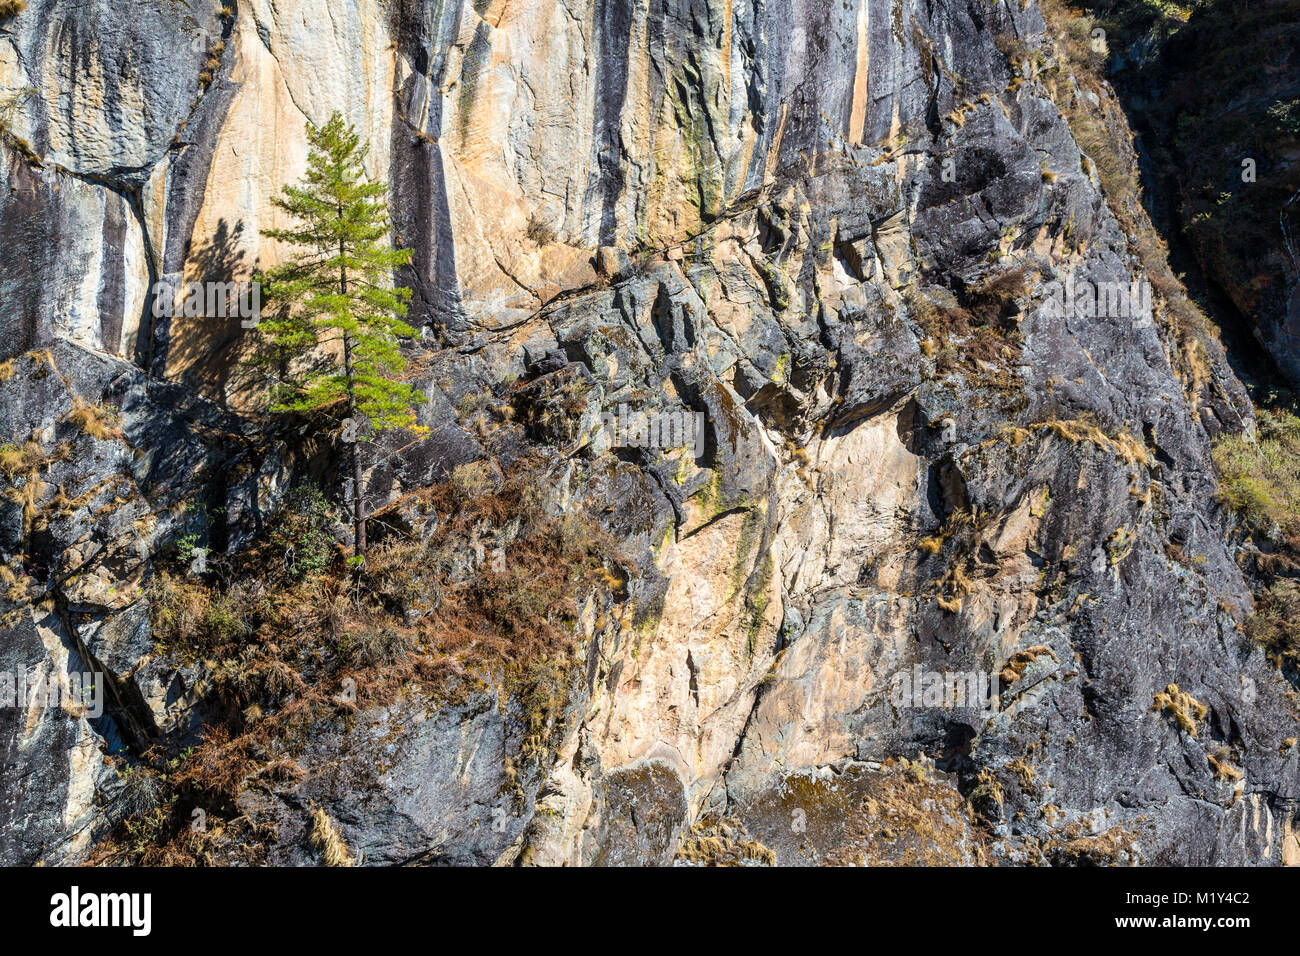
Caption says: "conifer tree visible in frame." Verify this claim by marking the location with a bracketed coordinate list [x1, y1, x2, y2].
[257, 111, 422, 556]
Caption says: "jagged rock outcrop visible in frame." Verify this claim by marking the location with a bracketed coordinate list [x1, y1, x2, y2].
[2, 0, 1298, 866]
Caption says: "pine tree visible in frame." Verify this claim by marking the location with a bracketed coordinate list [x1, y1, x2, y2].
[257, 111, 423, 556]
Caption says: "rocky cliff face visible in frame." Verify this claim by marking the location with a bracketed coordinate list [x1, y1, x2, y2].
[2, 0, 1298, 866]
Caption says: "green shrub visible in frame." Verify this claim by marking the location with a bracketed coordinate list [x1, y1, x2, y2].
[1269, 98, 1300, 138]
[1213, 408, 1300, 545]
[267, 485, 338, 579]
[1213, 407, 1300, 666]
[174, 531, 202, 567]
[150, 575, 259, 656]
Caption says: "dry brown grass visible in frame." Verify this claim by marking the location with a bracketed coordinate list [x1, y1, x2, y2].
[1214, 408, 1300, 548]
[0, 439, 44, 479]
[0, 437, 70, 541]
[999, 645, 1060, 686]
[907, 268, 1030, 387]
[1207, 748, 1243, 783]
[309, 807, 355, 866]
[918, 509, 993, 615]
[821, 760, 986, 866]
[1044, 820, 1143, 866]
[1211, 403, 1300, 667]
[984, 418, 1152, 468]
[1246, 579, 1300, 668]
[674, 817, 776, 867]
[1042, 419, 1152, 467]
[1151, 683, 1208, 737]
[64, 400, 124, 441]
[525, 214, 557, 246]
[93, 456, 625, 864]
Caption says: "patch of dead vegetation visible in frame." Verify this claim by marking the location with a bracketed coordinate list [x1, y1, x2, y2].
[64, 399, 124, 441]
[90, 456, 627, 865]
[1152, 682, 1208, 738]
[1000, 645, 1060, 686]
[988, 417, 1153, 467]
[309, 806, 355, 866]
[906, 268, 1031, 390]
[1043, 819, 1143, 866]
[674, 816, 776, 867]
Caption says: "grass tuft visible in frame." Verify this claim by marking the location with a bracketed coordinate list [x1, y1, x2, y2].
[309, 807, 354, 866]
[64, 400, 124, 441]
[1152, 683, 1207, 737]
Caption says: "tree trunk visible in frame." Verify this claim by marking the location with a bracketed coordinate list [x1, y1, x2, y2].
[342, 330, 365, 556]
[339, 227, 367, 556]
[351, 435, 366, 555]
